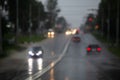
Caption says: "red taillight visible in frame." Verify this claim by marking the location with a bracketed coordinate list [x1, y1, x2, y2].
[97, 47, 101, 52]
[87, 47, 91, 51]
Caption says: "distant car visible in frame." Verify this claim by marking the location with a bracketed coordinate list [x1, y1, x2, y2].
[72, 35, 80, 42]
[48, 29, 55, 38]
[28, 46, 44, 58]
[86, 44, 101, 54]
[65, 30, 72, 35]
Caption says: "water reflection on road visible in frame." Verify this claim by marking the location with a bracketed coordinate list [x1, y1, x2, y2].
[50, 62, 55, 80]
[28, 58, 43, 75]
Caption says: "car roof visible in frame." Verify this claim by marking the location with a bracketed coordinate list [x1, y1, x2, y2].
[73, 34, 80, 37]
[30, 46, 42, 51]
[88, 44, 100, 47]
[48, 29, 54, 32]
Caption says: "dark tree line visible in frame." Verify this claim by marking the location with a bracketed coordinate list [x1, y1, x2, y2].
[96, 0, 120, 44]
[0, 0, 57, 55]
[55, 16, 67, 32]
[8, 0, 47, 34]
[1, 0, 59, 37]
[0, 0, 60, 55]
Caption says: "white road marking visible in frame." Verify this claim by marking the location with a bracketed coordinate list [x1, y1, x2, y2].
[25, 39, 70, 80]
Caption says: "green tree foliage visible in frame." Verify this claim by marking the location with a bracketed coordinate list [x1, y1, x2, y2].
[86, 14, 95, 26]
[56, 16, 67, 27]
[97, 0, 119, 41]
[47, 0, 58, 12]
[8, 0, 47, 34]
[55, 16, 67, 32]
[46, 0, 59, 28]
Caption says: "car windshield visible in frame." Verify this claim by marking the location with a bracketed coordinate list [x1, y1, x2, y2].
[32, 47, 41, 51]
[88, 45, 99, 48]
[0, 0, 120, 80]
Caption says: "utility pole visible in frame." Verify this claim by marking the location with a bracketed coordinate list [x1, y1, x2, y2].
[107, 4, 110, 42]
[15, 0, 19, 43]
[116, 0, 119, 46]
[101, 8, 104, 36]
[29, 3, 32, 40]
[36, 0, 41, 34]
[0, 6, 3, 54]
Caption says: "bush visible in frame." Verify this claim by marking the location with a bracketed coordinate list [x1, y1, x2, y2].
[18, 35, 45, 43]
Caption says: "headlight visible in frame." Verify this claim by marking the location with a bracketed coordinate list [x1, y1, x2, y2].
[48, 32, 50, 35]
[36, 51, 42, 56]
[28, 51, 34, 56]
[69, 31, 71, 34]
[51, 32, 54, 35]
[66, 31, 70, 35]
[65, 31, 68, 35]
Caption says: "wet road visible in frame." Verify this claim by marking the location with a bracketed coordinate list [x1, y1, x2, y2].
[1, 33, 120, 80]
[0, 33, 70, 80]
[39, 33, 120, 80]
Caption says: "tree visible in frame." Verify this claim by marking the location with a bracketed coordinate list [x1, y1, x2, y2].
[47, 0, 58, 12]
[0, 6, 3, 55]
[85, 13, 96, 31]
[46, 0, 59, 28]
[55, 16, 67, 32]
[8, 0, 47, 35]
[96, 0, 120, 43]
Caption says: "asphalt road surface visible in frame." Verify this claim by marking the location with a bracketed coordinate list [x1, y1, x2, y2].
[0, 33, 120, 80]
[39, 33, 120, 80]
[0, 33, 70, 80]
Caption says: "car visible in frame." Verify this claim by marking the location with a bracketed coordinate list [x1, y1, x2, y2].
[48, 29, 55, 38]
[65, 30, 72, 35]
[86, 44, 101, 54]
[75, 29, 80, 34]
[28, 46, 44, 58]
[72, 35, 80, 42]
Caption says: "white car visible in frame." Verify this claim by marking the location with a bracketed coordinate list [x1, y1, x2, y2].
[28, 46, 44, 58]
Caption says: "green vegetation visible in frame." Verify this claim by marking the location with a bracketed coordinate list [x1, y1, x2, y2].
[1, 44, 23, 57]
[92, 32, 120, 57]
[92, 32, 113, 44]
[109, 47, 120, 57]
[0, 34, 46, 58]
[92, 32, 107, 43]
[18, 35, 45, 43]
[1, 0, 59, 58]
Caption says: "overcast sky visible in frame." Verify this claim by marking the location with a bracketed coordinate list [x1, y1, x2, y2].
[58, 0, 101, 28]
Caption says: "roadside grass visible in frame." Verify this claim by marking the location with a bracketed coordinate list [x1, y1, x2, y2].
[0, 44, 23, 58]
[0, 34, 46, 58]
[109, 47, 120, 57]
[18, 35, 45, 43]
[92, 32, 120, 57]
[92, 32, 112, 44]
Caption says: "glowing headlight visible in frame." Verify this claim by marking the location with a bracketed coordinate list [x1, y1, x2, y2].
[36, 51, 42, 56]
[28, 51, 34, 56]
[51, 32, 54, 35]
[65, 31, 68, 35]
[69, 31, 71, 34]
[48, 32, 50, 35]
[66, 31, 71, 35]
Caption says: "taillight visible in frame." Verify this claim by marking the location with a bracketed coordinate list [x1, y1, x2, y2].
[87, 47, 91, 52]
[97, 47, 101, 52]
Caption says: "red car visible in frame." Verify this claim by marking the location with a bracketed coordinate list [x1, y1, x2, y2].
[72, 35, 80, 42]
